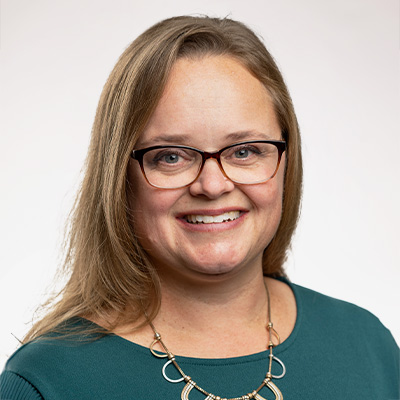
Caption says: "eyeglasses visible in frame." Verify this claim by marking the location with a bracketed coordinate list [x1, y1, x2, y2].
[131, 140, 286, 189]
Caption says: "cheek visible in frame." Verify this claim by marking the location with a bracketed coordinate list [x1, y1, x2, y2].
[127, 163, 157, 242]
[127, 161, 163, 217]
[247, 177, 284, 211]
[243, 173, 284, 247]
[130, 188, 172, 230]
[264, 159, 286, 212]
[127, 164, 182, 240]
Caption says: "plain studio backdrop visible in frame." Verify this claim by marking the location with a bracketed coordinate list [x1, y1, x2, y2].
[0, 0, 399, 368]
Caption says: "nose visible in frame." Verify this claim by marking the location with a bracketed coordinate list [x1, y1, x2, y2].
[189, 158, 235, 199]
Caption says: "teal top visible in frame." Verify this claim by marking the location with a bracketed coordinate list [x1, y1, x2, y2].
[1, 281, 399, 400]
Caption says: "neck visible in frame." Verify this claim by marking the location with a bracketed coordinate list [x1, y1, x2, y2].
[160, 269, 267, 322]
[112, 265, 296, 359]
[149, 267, 271, 358]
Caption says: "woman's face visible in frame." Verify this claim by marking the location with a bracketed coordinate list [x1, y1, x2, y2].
[127, 56, 285, 284]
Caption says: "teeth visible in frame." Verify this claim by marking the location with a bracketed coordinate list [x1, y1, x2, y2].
[185, 211, 240, 224]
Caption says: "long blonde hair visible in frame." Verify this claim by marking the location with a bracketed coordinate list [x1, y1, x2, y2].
[24, 15, 302, 342]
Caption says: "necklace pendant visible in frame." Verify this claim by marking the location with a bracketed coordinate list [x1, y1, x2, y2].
[181, 380, 196, 400]
[181, 382, 219, 400]
[262, 380, 283, 400]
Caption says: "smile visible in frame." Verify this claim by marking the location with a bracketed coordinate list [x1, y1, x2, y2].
[185, 211, 241, 224]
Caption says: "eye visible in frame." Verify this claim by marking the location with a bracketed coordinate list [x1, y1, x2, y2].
[152, 150, 187, 165]
[234, 147, 255, 159]
[157, 153, 180, 164]
[145, 147, 198, 171]
[230, 145, 261, 159]
[222, 143, 273, 167]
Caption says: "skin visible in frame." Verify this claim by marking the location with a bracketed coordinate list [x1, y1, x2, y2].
[124, 56, 296, 357]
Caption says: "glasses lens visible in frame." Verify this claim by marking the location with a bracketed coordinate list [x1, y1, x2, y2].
[221, 142, 280, 184]
[142, 147, 202, 188]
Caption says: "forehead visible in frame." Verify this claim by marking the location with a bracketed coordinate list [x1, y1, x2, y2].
[137, 55, 280, 148]
[161, 55, 271, 110]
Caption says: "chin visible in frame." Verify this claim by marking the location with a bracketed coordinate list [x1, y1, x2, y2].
[187, 258, 247, 278]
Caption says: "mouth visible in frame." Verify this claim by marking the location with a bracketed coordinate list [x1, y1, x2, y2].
[184, 211, 241, 224]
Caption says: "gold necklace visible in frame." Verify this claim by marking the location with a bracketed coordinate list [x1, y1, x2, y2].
[148, 283, 286, 400]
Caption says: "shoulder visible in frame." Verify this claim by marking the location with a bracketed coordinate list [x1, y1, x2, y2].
[1, 321, 166, 399]
[289, 280, 399, 359]
[1, 319, 120, 399]
[4, 325, 116, 377]
[0, 370, 44, 400]
[287, 280, 399, 395]
[264, 279, 399, 397]
[291, 281, 392, 329]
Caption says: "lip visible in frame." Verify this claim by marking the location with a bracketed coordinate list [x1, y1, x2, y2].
[176, 208, 248, 232]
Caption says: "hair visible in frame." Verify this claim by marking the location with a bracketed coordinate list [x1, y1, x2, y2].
[24, 15, 302, 342]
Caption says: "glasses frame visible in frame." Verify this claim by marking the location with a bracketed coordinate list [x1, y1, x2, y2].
[131, 140, 286, 189]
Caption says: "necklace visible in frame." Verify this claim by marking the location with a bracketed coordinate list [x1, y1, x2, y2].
[148, 282, 286, 400]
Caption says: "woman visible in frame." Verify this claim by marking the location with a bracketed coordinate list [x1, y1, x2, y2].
[0, 16, 398, 400]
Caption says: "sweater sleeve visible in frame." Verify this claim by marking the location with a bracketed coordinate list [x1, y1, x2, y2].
[0, 371, 43, 400]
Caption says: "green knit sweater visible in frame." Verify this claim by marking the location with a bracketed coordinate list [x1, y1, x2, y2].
[1, 281, 399, 399]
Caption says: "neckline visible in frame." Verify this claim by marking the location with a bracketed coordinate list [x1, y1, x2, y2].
[95, 277, 302, 365]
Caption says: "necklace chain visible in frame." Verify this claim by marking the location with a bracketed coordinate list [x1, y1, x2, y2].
[147, 282, 285, 400]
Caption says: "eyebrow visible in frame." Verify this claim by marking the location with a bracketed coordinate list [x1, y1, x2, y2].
[225, 131, 275, 141]
[138, 131, 276, 148]
[139, 134, 193, 147]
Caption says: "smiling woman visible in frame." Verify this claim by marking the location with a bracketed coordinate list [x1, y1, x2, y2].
[0, 15, 398, 400]
[127, 56, 286, 279]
